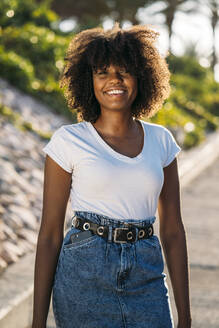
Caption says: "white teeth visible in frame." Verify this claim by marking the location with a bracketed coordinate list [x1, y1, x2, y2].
[106, 90, 125, 95]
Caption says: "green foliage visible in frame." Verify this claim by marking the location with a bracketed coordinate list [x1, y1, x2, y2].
[183, 130, 205, 149]
[0, 45, 34, 91]
[0, 0, 77, 121]
[50, 0, 152, 29]
[0, 1, 218, 149]
[31, 4, 59, 28]
[150, 54, 219, 149]
[150, 102, 206, 149]
[170, 88, 218, 131]
[167, 54, 208, 80]
[51, 0, 110, 30]
[1, 23, 69, 81]
[0, 42, 74, 118]
[0, 0, 58, 28]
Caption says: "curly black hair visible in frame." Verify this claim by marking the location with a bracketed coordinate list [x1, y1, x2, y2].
[60, 23, 170, 123]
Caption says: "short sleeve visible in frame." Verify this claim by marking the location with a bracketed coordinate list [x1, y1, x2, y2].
[162, 128, 181, 168]
[42, 126, 73, 173]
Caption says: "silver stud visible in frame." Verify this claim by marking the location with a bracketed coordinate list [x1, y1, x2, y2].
[83, 222, 90, 230]
[138, 229, 145, 238]
[97, 226, 104, 235]
[127, 231, 133, 240]
[148, 227, 153, 236]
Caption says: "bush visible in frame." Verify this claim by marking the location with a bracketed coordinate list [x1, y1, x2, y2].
[0, 0, 58, 28]
[0, 1, 218, 148]
[150, 102, 206, 148]
[1, 23, 69, 81]
[0, 45, 34, 91]
[167, 54, 208, 80]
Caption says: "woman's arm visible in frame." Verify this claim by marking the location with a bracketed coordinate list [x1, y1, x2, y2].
[32, 155, 72, 328]
[158, 158, 192, 328]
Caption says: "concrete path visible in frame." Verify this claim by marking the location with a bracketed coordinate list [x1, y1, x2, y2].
[168, 155, 219, 327]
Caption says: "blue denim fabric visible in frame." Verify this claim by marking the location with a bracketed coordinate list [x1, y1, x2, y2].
[52, 211, 174, 328]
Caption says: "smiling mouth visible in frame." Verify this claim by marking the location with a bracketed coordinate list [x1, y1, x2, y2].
[105, 89, 126, 96]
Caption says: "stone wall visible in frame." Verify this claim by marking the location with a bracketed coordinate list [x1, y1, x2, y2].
[0, 79, 72, 274]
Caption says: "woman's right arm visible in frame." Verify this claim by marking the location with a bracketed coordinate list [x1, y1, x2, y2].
[32, 155, 72, 328]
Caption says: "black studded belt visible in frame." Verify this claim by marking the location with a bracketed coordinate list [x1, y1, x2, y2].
[72, 216, 154, 243]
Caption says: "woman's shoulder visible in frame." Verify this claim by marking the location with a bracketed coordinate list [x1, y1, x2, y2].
[140, 120, 171, 138]
[51, 121, 90, 143]
[56, 121, 88, 135]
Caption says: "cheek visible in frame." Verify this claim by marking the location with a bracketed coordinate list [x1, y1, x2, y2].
[92, 77, 97, 94]
[131, 79, 138, 99]
[128, 75, 137, 89]
[93, 78, 102, 99]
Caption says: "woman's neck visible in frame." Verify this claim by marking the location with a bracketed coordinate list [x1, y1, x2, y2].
[92, 114, 139, 138]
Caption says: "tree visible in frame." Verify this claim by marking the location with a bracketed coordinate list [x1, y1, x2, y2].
[45, 0, 153, 29]
[199, 0, 219, 71]
[49, 0, 110, 29]
[0, 0, 58, 29]
[147, 0, 196, 53]
[210, 1, 219, 70]
[107, 0, 151, 25]
[209, 0, 219, 70]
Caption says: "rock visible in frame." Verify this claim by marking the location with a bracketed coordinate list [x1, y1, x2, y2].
[0, 77, 72, 270]
[0, 78, 69, 131]
[17, 228, 38, 245]
[31, 149, 43, 162]
[0, 204, 5, 215]
[0, 242, 19, 264]
[10, 185, 23, 195]
[16, 238, 35, 252]
[16, 157, 40, 172]
[1, 193, 30, 208]
[8, 205, 38, 230]
[1, 223, 18, 243]
[2, 240, 24, 257]
[3, 212, 24, 230]
[0, 219, 4, 244]
[0, 144, 9, 160]
[0, 257, 7, 274]
[12, 193, 30, 207]
[31, 168, 43, 182]
[0, 194, 14, 207]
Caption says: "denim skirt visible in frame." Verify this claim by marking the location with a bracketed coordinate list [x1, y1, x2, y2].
[52, 211, 174, 328]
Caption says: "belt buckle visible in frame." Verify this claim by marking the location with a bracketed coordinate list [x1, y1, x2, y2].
[113, 227, 129, 243]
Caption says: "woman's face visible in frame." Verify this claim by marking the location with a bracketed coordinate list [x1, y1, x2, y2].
[92, 64, 137, 114]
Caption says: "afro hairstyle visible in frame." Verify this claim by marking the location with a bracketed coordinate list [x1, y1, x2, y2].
[60, 23, 171, 122]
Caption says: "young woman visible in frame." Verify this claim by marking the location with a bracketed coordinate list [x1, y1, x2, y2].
[32, 24, 191, 328]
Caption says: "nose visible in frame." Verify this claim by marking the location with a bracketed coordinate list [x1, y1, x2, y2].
[108, 72, 123, 82]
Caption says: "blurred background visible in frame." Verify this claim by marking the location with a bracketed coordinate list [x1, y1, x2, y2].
[0, 1, 219, 327]
[0, 0, 219, 148]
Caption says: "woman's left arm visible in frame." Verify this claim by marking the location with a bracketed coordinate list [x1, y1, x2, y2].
[158, 158, 192, 328]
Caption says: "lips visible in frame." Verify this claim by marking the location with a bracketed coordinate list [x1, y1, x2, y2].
[104, 88, 127, 96]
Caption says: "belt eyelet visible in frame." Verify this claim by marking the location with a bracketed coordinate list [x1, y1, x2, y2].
[97, 226, 104, 235]
[148, 227, 153, 236]
[138, 229, 145, 238]
[127, 231, 133, 240]
[83, 222, 90, 230]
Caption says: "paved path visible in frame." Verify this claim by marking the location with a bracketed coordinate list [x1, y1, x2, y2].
[168, 156, 219, 327]
[44, 156, 219, 328]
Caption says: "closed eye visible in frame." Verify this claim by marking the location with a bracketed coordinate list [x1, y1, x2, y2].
[97, 71, 107, 75]
[119, 69, 128, 74]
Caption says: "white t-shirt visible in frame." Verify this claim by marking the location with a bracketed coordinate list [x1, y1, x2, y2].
[42, 120, 181, 221]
